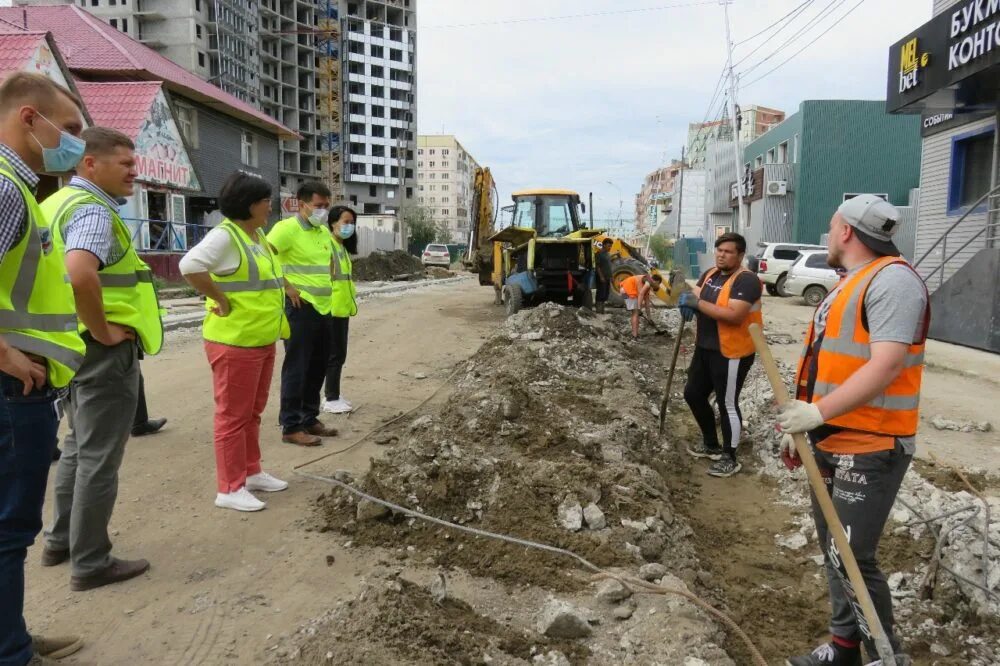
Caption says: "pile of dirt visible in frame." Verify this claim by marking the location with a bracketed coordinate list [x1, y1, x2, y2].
[297, 304, 736, 664]
[353, 250, 424, 282]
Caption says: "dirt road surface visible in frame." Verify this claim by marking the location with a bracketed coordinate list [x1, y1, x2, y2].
[24, 279, 505, 665]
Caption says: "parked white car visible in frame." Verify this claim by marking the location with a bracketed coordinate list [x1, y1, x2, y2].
[782, 249, 843, 306]
[421, 243, 452, 268]
[752, 242, 827, 296]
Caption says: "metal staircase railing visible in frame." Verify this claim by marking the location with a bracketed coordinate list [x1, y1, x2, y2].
[913, 182, 1000, 288]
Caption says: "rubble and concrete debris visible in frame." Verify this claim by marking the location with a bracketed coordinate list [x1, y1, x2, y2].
[373, 433, 397, 446]
[776, 533, 808, 551]
[639, 563, 668, 581]
[537, 599, 593, 639]
[352, 250, 424, 282]
[930, 415, 993, 432]
[595, 578, 632, 604]
[356, 499, 390, 522]
[613, 604, 635, 620]
[583, 503, 607, 530]
[532, 651, 571, 666]
[557, 497, 584, 531]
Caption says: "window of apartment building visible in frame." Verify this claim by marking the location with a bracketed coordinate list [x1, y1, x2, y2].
[370, 45, 384, 58]
[121, 18, 128, 31]
[406, 187, 413, 198]
[371, 105, 385, 118]
[371, 145, 385, 157]
[949, 127, 995, 213]
[390, 166, 399, 178]
[349, 142, 365, 155]
[349, 122, 364, 135]
[195, 0, 201, 11]
[405, 168, 413, 179]
[371, 124, 385, 137]
[442, 161, 449, 168]
[766, 148, 776, 164]
[371, 85, 385, 97]
[429, 149, 435, 155]
[418, 185, 424, 191]
[241, 131, 258, 167]
[777, 141, 788, 163]
[754, 155, 763, 169]
[110, 18, 117, 28]
[372, 165, 385, 177]
[370, 65, 384, 78]
[348, 82, 364, 95]
[429, 173, 435, 179]
[390, 48, 403, 62]
[428, 161, 435, 168]
[406, 150, 413, 160]
[390, 28, 403, 41]
[418, 197, 424, 204]
[441, 184, 449, 191]
[418, 149, 423, 155]
[350, 163, 365, 176]
[348, 62, 364, 75]
[441, 173, 449, 179]
[442, 197, 449, 203]
[198, 52, 206, 67]
[196, 24, 203, 39]
[175, 103, 198, 148]
[349, 102, 364, 115]
[349, 41, 364, 55]
[417, 161, 423, 167]
[429, 184, 436, 191]
[430, 197, 436, 203]
[91, 0, 98, 6]
[442, 209, 449, 216]
[369, 185, 377, 197]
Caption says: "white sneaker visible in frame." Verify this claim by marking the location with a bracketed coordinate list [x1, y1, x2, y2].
[214, 487, 266, 512]
[339, 396, 354, 408]
[246, 471, 289, 492]
[322, 399, 353, 414]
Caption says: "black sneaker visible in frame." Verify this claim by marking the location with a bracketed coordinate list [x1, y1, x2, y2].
[707, 458, 742, 478]
[786, 642, 862, 666]
[686, 442, 723, 460]
[863, 657, 911, 666]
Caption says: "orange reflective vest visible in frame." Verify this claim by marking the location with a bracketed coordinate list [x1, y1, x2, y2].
[621, 274, 644, 299]
[702, 268, 763, 359]
[795, 256, 929, 438]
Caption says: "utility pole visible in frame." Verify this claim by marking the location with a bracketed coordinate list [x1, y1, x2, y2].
[675, 145, 686, 240]
[721, 0, 746, 234]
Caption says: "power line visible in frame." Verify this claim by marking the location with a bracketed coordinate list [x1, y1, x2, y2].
[733, 0, 815, 67]
[733, 0, 814, 47]
[739, 0, 848, 77]
[741, 0, 867, 89]
[423, 1, 718, 29]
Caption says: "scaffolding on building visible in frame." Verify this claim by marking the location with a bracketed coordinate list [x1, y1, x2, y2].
[317, 0, 344, 200]
[209, 0, 261, 107]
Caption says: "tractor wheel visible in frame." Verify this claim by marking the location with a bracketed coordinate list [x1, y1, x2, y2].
[503, 284, 523, 317]
[611, 259, 647, 294]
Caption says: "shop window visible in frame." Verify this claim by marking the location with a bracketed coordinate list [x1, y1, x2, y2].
[241, 131, 258, 167]
[948, 127, 995, 214]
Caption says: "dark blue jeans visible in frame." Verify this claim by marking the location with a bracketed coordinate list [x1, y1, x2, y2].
[0, 371, 59, 666]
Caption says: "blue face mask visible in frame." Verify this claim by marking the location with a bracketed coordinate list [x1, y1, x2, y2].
[338, 224, 356, 239]
[31, 112, 85, 173]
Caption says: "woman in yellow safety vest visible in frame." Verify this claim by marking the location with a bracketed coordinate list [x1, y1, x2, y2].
[180, 172, 293, 513]
[321, 206, 359, 414]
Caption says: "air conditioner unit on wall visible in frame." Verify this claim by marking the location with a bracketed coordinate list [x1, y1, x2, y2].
[766, 180, 788, 196]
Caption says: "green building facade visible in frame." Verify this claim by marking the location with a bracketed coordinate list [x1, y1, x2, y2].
[742, 100, 921, 247]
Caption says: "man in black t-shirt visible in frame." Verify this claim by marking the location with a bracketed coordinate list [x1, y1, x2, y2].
[678, 232, 762, 478]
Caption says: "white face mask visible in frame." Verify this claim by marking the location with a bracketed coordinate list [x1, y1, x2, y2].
[308, 208, 329, 227]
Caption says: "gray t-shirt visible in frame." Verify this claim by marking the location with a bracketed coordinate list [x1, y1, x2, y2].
[813, 261, 928, 454]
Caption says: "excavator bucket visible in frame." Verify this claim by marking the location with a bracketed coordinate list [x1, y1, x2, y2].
[652, 269, 690, 307]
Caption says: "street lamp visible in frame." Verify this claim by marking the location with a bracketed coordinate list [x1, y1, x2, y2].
[606, 180, 623, 228]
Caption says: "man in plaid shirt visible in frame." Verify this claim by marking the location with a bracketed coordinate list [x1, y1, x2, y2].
[0, 73, 87, 666]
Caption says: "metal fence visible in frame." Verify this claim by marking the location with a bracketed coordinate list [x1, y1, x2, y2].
[123, 218, 213, 253]
[356, 225, 402, 258]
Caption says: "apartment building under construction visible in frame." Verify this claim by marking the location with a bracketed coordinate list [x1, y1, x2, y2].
[39, 0, 417, 212]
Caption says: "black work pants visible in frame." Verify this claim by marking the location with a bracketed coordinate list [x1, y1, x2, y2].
[279, 300, 331, 434]
[596, 278, 611, 303]
[324, 317, 350, 402]
[683, 346, 754, 460]
[133, 366, 148, 428]
[811, 440, 910, 657]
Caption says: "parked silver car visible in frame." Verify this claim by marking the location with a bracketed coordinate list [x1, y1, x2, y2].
[782, 249, 842, 306]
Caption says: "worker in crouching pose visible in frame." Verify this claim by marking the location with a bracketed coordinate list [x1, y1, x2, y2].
[619, 272, 662, 340]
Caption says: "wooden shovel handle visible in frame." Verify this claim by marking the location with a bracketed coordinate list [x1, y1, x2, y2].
[747, 324, 896, 665]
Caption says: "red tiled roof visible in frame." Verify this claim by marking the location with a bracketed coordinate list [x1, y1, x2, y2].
[0, 32, 47, 77]
[0, 5, 296, 138]
[75, 81, 162, 140]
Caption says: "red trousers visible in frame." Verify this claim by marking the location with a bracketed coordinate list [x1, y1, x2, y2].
[204, 342, 276, 493]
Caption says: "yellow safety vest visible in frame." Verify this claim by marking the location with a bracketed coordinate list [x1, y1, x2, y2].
[44, 186, 164, 355]
[267, 215, 334, 315]
[0, 158, 85, 388]
[331, 238, 357, 318]
[202, 220, 289, 347]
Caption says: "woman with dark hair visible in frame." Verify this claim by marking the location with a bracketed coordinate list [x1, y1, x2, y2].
[179, 172, 293, 512]
[321, 205, 359, 414]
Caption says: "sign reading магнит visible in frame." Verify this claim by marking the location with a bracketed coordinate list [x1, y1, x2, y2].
[888, 1, 1000, 114]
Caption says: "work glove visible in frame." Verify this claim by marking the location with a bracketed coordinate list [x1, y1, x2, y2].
[779, 433, 802, 471]
[777, 400, 825, 434]
[678, 292, 698, 322]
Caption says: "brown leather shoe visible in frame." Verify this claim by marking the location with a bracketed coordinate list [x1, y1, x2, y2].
[305, 422, 339, 437]
[40, 547, 69, 567]
[70, 557, 149, 591]
[31, 634, 83, 659]
[282, 431, 322, 447]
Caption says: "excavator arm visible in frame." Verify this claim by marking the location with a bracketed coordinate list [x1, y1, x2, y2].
[464, 167, 496, 279]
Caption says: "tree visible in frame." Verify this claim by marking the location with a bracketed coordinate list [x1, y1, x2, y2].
[648, 234, 673, 268]
[401, 205, 438, 252]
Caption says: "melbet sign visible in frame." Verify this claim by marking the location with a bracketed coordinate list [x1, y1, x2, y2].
[887, 0, 1000, 114]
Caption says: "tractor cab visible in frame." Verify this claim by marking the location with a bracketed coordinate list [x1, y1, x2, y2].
[509, 190, 587, 238]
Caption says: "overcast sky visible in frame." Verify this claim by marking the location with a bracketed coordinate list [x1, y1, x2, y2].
[416, 0, 933, 226]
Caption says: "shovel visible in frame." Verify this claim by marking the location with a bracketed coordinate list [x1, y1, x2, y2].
[748, 323, 897, 666]
[658, 316, 686, 435]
